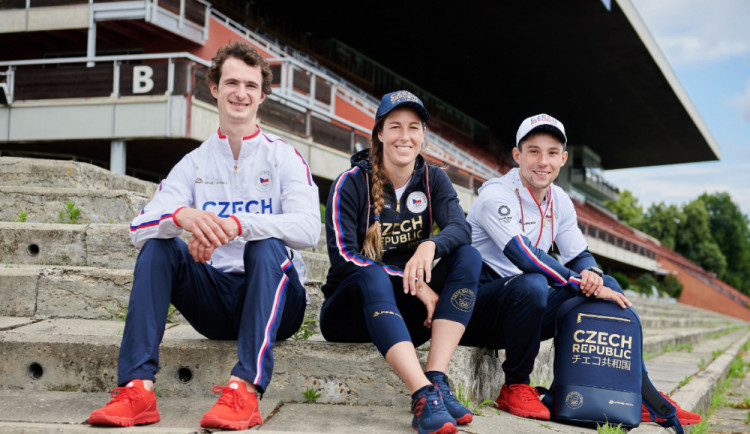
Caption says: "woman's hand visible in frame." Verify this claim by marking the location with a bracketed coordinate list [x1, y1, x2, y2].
[403, 241, 436, 296]
[415, 282, 439, 328]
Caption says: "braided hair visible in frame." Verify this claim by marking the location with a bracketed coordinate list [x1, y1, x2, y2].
[362, 122, 387, 260]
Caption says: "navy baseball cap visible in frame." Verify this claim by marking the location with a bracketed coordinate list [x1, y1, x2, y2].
[375, 90, 430, 122]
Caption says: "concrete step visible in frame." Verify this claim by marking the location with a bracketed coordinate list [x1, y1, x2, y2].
[0, 315, 740, 401]
[0, 186, 149, 224]
[0, 156, 156, 197]
[0, 222, 330, 272]
[629, 294, 738, 322]
[0, 317, 501, 406]
[0, 263, 329, 319]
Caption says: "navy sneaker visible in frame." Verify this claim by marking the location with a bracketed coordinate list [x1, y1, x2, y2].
[425, 371, 472, 425]
[411, 385, 457, 434]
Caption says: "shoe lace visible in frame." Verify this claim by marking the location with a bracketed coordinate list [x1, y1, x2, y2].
[507, 384, 541, 402]
[212, 385, 247, 411]
[432, 376, 456, 399]
[413, 386, 450, 420]
[106, 386, 143, 407]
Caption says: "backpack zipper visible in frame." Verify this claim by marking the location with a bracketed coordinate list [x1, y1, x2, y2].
[577, 313, 631, 324]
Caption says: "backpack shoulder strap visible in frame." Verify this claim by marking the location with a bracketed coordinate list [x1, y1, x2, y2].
[535, 386, 553, 410]
[641, 350, 684, 433]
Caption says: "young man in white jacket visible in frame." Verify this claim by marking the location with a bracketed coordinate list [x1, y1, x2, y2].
[88, 41, 320, 430]
[464, 114, 699, 426]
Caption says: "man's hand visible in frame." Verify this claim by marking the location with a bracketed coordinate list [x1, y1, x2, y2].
[593, 286, 632, 309]
[174, 208, 239, 263]
[579, 269, 603, 297]
[403, 241, 436, 296]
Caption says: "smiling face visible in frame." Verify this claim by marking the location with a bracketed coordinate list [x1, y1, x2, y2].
[209, 56, 266, 131]
[513, 133, 568, 201]
[377, 107, 425, 176]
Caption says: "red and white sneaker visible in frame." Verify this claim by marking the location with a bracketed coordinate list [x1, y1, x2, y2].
[200, 380, 262, 430]
[88, 379, 160, 426]
[642, 391, 701, 425]
[493, 383, 550, 420]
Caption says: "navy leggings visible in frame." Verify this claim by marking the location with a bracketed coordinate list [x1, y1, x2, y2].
[460, 263, 624, 385]
[320, 244, 481, 355]
[117, 237, 306, 393]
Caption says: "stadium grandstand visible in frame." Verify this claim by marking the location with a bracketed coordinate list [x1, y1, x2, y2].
[1, 0, 747, 320]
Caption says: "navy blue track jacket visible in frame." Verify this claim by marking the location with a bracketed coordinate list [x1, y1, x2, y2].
[322, 149, 470, 298]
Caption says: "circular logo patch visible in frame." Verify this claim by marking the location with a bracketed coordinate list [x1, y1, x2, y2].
[498, 204, 513, 224]
[256, 170, 272, 191]
[406, 191, 428, 213]
[565, 391, 583, 410]
[450, 288, 475, 312]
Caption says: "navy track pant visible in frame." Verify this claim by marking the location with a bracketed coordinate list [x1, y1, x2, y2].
[461, 263, 623, 385]
[117, 237, 306, 393]
[320, 244, 481, 355]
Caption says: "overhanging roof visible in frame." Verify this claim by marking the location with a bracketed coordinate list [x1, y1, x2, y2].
[241, 0, 720, 169]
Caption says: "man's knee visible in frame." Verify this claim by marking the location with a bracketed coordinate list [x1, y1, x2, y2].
[243, 238, 287, 265]
[511, 274, 549, 309]
[138, 238, 181, 265]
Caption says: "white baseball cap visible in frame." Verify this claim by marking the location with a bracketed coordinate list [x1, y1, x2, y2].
[516, 113, 567, 147]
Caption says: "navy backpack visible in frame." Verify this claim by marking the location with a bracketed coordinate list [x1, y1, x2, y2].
[538, 297, 683, 432]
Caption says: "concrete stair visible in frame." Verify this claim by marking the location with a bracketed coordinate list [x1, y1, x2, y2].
[1, 156, 748, 433]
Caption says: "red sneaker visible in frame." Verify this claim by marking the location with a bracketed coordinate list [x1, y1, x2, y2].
[493, 383, 550, 420]
[200, 380, 263, 430]
[88, 379, 160, 426]
[641, 391, 701, 425]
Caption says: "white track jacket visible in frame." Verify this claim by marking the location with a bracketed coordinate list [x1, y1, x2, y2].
[129, 127, 320, 277]
[468, 168, 588, 287]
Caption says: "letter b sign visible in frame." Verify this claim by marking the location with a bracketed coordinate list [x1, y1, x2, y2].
[132, 65, 154, 94]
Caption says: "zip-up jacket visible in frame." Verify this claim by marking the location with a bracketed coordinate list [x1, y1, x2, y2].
[467, 168, 596, 291]
[129, 127, 320, 275]
[323, 149, 470, 297]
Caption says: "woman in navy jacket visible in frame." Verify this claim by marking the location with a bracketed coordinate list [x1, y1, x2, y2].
[322, 91, 481, 434]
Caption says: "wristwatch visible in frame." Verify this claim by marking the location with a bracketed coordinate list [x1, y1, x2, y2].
[586, 266, 603, 277]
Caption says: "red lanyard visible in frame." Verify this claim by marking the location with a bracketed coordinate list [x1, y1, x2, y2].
[515, 187, 554, 247]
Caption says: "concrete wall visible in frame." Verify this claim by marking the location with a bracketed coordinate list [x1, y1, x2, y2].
[0, 6, 89, 34]
[3, 96, 192, 141]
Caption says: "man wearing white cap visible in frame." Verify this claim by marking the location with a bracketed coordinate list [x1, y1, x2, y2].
[463, 113, 631, 419]
[462, 114, 701, 425]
